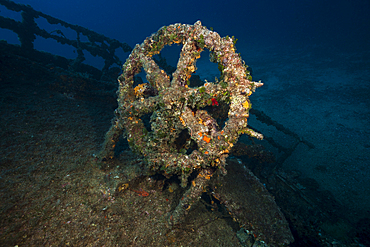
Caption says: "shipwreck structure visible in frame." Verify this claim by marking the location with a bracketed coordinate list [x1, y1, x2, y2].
[97, 21, 298, 246]
[0, 0, 131, 80]
[1, 1, 318, 245]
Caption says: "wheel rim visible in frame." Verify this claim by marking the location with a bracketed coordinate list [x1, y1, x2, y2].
[115, 21, 263, 186]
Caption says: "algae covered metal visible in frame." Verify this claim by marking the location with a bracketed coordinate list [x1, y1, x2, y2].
[99, 20, 262, 182]
[98, 21, 293, 245]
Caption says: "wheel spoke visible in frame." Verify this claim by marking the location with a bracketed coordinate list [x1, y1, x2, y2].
[172, 38, 202, 87]
[141, 54, 170, 90]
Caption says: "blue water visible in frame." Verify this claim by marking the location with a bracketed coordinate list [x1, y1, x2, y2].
[1, 0, 370, 246]
[2, 0, 369, 64]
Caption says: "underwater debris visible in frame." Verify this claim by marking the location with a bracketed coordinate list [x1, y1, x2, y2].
[98, 21, 292, 245]
[99, 21, 263, 185]
[99, 19, 263, 226]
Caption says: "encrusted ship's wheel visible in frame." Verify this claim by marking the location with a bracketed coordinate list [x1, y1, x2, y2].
[99, 21, 263, 188]
[99, 21, 264, 225]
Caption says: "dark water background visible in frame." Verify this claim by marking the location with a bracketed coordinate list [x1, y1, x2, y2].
[2, 0, 369, 66]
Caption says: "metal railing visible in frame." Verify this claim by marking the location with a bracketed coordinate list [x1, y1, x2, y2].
[0, 0, 132, 76]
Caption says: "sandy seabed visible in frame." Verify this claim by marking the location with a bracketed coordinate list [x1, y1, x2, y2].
[1, 43, 369, 246]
